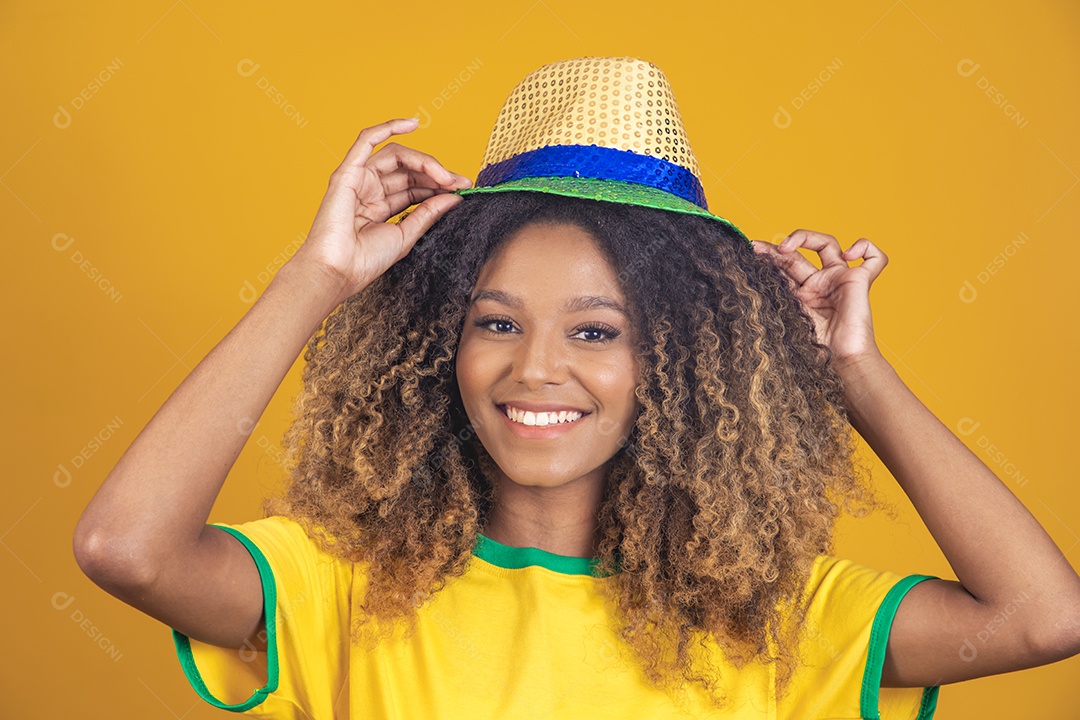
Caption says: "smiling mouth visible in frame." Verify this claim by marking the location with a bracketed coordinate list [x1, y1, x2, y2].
[496, 404, 591, 427]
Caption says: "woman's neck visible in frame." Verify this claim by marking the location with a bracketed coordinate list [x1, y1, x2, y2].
[481, 472, 606, 558]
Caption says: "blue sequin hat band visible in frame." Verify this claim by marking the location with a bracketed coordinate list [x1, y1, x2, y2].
[455, 56, 746, 241]
[474, 144, 708, 210]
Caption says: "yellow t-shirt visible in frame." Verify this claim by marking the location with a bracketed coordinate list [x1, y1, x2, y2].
[172, 516, 941, 719]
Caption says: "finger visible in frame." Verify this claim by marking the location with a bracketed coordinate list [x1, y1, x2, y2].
[355, 185, 451, 228]
[754, 237, 822, 287]
[369, 142, 473, 190]
[333, 118, 423, 182]
[779, 230, 847, 270]
[381, 186, 448, 218]
[842, 238, 889, 284]
[750, 240, 805, 293]
[376, 165, 467, 199]
[396, 192, 464, 246]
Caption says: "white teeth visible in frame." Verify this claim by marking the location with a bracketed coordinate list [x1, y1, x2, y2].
[504, 405, 583, 426]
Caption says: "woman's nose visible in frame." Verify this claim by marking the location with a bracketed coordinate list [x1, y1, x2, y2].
[510, 329, 569, 387]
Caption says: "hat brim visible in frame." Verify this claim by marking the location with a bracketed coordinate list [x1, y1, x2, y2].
[455, 176, 745, 239]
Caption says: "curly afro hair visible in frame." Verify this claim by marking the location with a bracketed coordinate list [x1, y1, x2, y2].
[262, 190, 888, 710]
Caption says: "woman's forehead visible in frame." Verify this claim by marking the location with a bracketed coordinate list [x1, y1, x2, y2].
[475, 223, 619, 281]
[468, 287, 630, 319]
[468, 271, 629, 315]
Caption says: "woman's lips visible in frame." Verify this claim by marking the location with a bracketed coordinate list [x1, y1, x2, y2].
[495, 403, 590, 439]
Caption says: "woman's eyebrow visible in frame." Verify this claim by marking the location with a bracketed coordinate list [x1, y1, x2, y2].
[469, 288, 628, 317]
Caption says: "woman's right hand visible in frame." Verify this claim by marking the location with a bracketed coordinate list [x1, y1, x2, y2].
[291, 117, 473, 306]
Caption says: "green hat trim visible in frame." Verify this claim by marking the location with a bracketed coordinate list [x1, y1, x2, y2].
[456, 176, 749, 245]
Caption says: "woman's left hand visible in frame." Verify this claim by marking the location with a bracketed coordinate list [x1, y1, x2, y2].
[751, 230, 887, 368]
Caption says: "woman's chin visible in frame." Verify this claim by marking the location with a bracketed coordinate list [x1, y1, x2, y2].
[487, 458, 602, 491]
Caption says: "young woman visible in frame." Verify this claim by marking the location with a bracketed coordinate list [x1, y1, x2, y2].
[75, 59, 1080, 719]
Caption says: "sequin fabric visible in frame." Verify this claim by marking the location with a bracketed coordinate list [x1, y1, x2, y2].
[459, 176, 742, 233]
[459, 55, 748, 242]
[477, 57, 701, 180]
[475, 144, 707, 210]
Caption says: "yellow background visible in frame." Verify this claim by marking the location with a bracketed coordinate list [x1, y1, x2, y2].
[4, 1, 1079, 717]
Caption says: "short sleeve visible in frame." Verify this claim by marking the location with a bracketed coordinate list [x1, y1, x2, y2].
[777, 555, 941, 720]
[170, 516, 351, 718]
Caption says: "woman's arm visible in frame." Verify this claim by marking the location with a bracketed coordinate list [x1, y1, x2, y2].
[73, 118, 472, 650]
[835, 351, 1080, 687]
[73, 257, 344, 650]
[753, 228, 1080, 688]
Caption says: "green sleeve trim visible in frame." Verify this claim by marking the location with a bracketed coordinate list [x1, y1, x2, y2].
[860, 574, 940, 720]
[171, 524, 279, 712]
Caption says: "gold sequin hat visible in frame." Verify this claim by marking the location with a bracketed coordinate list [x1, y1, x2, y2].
[456, 56, 744, 239]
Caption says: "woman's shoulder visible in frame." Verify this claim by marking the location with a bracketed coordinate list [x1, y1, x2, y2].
[805, 553, 918, 591]
[213, 513, 317, 545]
[776, 554, 941, 718]
[210, 514, 364, 573]
[796, 552, 938, 639]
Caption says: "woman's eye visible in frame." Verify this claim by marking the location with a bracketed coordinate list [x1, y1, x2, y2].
[473, 317, 517, 334]
[572, 325, 621, 343]
[472, 317, 621, 344]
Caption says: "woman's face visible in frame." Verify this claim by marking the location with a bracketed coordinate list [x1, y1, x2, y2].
[456, 221, 642, 493]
